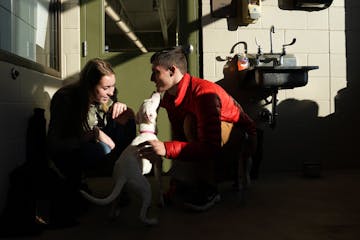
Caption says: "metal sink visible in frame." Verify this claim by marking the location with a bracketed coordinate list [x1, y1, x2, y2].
[248, 66, 319, 89]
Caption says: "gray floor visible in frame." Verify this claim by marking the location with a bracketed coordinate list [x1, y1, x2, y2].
[9, 169, 360, 240]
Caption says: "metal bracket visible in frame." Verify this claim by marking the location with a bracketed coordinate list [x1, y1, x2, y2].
[82, 41, 87, 57]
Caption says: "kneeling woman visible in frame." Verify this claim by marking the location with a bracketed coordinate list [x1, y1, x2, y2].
[47, 58, 136, 191]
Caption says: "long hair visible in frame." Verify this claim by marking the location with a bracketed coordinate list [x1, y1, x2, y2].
[75, 58, 115, 132]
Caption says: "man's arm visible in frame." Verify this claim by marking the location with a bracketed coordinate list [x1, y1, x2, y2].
[164, 93, 222, 161]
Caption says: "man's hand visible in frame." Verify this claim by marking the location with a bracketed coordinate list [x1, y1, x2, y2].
[137, 140, 166, 160]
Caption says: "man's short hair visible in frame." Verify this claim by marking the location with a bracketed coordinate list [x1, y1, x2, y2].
[150, 46, 189, 74]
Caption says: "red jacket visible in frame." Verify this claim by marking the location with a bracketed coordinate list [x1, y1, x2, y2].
[161, 73, 256, 162]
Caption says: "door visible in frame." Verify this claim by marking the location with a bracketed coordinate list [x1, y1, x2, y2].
[80, 0, 156, 104]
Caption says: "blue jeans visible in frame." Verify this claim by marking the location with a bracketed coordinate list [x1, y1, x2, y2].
[52, 118, 136, 188]
[79, 117, 136, 170]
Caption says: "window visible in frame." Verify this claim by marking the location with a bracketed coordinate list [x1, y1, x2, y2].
[0, 0, 60, 75]
[104, 0, 177, 53]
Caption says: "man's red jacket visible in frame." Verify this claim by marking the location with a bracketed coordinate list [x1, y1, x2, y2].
[161, 73, 256, 162]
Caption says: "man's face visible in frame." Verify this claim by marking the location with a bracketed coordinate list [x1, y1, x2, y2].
[93, 74, 116, 104]
[151, 64, 173, 93]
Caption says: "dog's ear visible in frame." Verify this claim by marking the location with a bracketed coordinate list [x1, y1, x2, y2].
[151, 92, 161, 106]
[145, 112, 153, 122]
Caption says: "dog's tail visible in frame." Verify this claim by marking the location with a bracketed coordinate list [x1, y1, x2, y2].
[80, 178, 125, 205]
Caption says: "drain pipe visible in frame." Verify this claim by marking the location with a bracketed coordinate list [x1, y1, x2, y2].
[178, 0, 200, 77]
[270, 25, 275, 54]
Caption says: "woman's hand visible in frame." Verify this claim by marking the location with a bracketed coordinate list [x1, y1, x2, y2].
[111, 102, 127, 119]
[98, 129, 115, 150]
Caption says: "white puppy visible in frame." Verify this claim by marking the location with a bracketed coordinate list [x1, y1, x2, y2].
[81, 92, 163, 225]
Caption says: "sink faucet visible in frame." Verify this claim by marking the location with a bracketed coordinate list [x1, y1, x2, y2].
[230, 41, 248, 54]
[280, 38, 296, 65]
[281, 38, 296, 55]
[270, 25, 275, 54]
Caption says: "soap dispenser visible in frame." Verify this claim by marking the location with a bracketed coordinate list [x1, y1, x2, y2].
[240, 0, 261, 25]
[237, 53, 249, 71]
[248, 0, 261, 20]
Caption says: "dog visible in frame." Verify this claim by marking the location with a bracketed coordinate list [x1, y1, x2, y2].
[80, 92, 163, 225]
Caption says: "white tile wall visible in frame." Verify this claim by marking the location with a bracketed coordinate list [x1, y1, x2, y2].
[0, 0, 81, 212]
[201, 0, 356, 172]
[261, 6, 307, 30]
[61, 0, 81, 78]
[202, 0, 346, 117]
[329, 7, 345, 30]
[307, 11, 329, 30]
[330, 77, 347, 103]
[203, 29, 238, 52]
[330, 53, 346, 77]
[65, 53, 81, 77]
[308, 53, 329, 77]
[0, 60, 62, 212]
[316, 100, 331, 116]
[330, 31, 346, 53]
[332, 0, 345, 7]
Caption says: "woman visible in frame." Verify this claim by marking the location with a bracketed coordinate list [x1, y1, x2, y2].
[47, 58, 136, 190]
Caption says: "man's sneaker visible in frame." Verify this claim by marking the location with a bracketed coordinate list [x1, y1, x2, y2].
[184, 190, 221, 212]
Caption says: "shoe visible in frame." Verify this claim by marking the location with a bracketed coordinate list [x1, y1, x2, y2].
[183, 189, 221, 212]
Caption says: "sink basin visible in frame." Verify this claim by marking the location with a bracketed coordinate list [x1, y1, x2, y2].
[247, 66, 319, 89]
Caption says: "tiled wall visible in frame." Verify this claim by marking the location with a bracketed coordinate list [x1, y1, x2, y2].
[201, 0, 356, 172]
[202, 0, 346, 117]
[0, 0, 81, 211]
[61, 0, 81, 79]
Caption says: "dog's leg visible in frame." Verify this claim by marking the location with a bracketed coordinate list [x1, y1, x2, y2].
[109, 198, 120, 220]
[106, 177, 126, 220]
[153, 155, 164, 207]
[130, 175, 158, 226]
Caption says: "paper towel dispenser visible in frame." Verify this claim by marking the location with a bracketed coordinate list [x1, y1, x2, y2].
[211, 0, 237, 18]
[211, 0, 261, 26]
[278, 0, 333, 11]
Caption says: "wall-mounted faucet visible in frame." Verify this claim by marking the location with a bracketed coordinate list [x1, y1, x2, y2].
[281, 38, 296, 55]
[230, 41, 248, 54]
[280, 38, 297, 66]
[255, 37, 262, 56]
[270, 25, 275, 54]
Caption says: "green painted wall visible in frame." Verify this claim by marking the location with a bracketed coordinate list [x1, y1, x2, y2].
[178, 0, 200, 77]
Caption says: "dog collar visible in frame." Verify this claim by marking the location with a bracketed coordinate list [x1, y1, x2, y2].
[139, 130, 157, 135]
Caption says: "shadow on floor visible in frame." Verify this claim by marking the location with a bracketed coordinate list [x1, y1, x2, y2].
[7, 170, 360, 240]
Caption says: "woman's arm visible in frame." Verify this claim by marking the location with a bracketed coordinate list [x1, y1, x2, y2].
[96, 127, 115, 150]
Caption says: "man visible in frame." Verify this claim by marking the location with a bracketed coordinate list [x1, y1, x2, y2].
[140, 46, 257, 211]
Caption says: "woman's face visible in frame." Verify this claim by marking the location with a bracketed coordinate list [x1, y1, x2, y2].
[92, 74, 116, 104]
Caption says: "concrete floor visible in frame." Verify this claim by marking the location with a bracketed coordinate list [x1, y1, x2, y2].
[7, 169, 360, 240]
